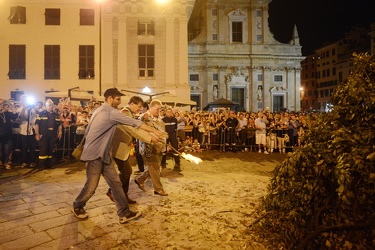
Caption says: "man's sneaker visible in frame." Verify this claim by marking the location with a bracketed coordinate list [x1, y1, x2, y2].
[258, 150, 261, 153]
[119, 210, 142, 224]
[71, 207, 88, 219]
[264, 151, 269, 154]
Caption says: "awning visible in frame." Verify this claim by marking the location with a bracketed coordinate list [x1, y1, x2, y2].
[45, 89, 93, 101]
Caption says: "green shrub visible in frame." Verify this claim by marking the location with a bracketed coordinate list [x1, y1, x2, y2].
[250, 53, 375, 249]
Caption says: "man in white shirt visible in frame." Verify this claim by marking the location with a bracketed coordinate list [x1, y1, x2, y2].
[255, 112, 269, 154]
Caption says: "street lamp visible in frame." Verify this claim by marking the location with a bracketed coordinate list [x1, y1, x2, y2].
[300, 87, 303, 110]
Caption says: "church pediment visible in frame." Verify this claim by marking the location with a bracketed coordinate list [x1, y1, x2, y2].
[225, 67, 250, 85]
[270, 86, 287, 93]
[229, 9, 247, 17]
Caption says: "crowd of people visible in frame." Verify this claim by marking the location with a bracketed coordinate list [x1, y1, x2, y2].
[0, 89, 319, 224]
[0, 94, 317, 171]
[171, 107, 315, 155]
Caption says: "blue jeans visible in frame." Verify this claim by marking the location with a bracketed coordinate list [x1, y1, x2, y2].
[73, 159, 130, 218]
[0, 138, 12, 163]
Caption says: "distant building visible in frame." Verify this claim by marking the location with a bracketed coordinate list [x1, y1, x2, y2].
[188, 0, 304, 112]
[1, 0, 324, 113]
[314, 26, 370, 112]
[300, 55, 318, 111]
[369, 22, 375, 55]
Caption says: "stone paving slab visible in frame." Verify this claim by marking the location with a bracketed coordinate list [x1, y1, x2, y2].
[0, 150, 286, 249]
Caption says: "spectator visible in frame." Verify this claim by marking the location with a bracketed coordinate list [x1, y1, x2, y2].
[255, 112, 269, 154]
[0, 102, 18, 169]
[192, 138, 202, 153]
[16, 95, 39, 168]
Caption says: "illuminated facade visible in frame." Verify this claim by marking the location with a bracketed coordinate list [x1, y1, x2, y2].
[188, 0, 304, 111]
[0, 0, 195, 102]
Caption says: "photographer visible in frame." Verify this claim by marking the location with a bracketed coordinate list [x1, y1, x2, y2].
[0, 102, 18, 169]
[16, 95, 39, 168]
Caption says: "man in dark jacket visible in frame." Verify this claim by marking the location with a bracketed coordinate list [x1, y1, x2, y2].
[161, 107, 181, 172]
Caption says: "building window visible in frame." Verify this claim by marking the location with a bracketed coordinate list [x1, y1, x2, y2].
[189, 74, 199, 81]
[44, 45, 60, 79]
[212, 34, 218, 40]
[213, 73, 218, 81]
[78, 45, 95, 79]
[138, 21, 155, 35]
[212, 9, 217, 16]
[232, 22, 242, 43]
[257, 74, 262, 81]
[139, 44, 154, 78]
[8, 6, 26, 24]
[45, 8, 60, 25]
[80, 9, 94, 26]
[274, 75, 283, 82]
[333, 67, 336, 76]
[257, 35, 262, 41]
[8, 45, 26, 79]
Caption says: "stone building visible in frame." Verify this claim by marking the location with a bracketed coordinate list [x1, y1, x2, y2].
[188, 0, 304, 112]
[300, 25, 371, 113]
[0, 0, 195, 102]
[0, 0, 304, 111]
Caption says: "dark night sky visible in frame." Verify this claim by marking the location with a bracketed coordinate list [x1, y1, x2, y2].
[268, 0, 375, 55]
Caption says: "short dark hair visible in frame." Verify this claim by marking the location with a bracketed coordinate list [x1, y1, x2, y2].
[128, 96, 144, 106]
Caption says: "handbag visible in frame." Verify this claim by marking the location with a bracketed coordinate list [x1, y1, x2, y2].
[72, 142, 84, 161]
[72, 111, 100, 161]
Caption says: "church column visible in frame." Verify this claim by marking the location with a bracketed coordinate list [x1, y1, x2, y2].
[286, 67, 295, 111]
[178, 16, 189, 91]
[218, 5, 226, 43]
[102, 15, 114, 90]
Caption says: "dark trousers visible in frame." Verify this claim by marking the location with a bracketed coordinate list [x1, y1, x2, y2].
[38, 130, 56, 168]
[0, 138, 12, 163]
[20, 134, 37, 164]
[135, 140, 144, 172]
[161, 133, 180, 166]
[113, 157, 132, 196]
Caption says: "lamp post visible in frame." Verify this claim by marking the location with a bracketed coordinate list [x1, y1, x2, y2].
[300, 87, 303, 111]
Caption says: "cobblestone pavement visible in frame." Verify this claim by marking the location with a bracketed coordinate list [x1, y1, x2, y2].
[0, 150, 286, 250]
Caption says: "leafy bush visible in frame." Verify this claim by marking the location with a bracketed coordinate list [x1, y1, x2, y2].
[250, 53, 375, 249]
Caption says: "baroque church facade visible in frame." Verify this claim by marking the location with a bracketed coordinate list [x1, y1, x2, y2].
[188, 0, 304, 112]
